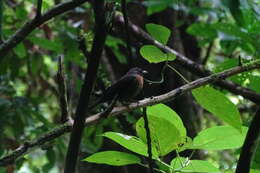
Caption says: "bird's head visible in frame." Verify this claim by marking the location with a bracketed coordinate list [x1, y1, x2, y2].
[127, 67, 148, 76]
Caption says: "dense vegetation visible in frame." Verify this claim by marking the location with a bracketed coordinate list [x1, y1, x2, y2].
[0, 0, 260, 173]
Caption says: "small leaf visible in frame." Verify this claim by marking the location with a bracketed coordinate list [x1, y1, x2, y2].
[171, 157, 220, 173]
[192, 85, 242, 131]
[140, 45, 175, 63]
[103, 132, 159, 158]
[83, 151, 141, 166]
[146, 23, 171, 45]
[190, 126, 247, 150]
[146, 0, 168, 15]
[248, 75, 260, 93]
[13, 43, 26, 58]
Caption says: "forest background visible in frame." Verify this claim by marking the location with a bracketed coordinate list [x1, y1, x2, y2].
[0, 0, 260, 173]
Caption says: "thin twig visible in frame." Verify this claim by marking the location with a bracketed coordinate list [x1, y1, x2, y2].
[77, 35, 90, 63]
[143, 107, 154, 173]
[121, 0, 133, 64]
[1, 60, 259, 167]
[56, 56, 69, 123]
[202, 42, 213, 65]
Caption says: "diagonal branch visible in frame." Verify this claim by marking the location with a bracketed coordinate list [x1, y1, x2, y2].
[1, 59, 260, 167]
[0, 0, 89, 60]
[113, 15, 260, 103]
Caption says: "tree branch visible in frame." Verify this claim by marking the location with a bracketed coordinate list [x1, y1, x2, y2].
[56, 56, 69, 123]
[63, 1, 108, 173]
[143, 107, 154, 173]
[0, 0, 89, 60]
[1, 59, 260, 167]
[235, 107, 260, 173]
[36, 0, 43, 19]
[113, 15, 260, 103]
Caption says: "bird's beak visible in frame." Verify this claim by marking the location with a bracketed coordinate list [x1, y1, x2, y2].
[142, 70, 148, 74]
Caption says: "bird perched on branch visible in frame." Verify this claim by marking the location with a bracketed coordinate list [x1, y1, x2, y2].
[89, 67, 148, 109]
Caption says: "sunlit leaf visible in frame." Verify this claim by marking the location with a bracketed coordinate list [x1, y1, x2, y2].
[190, 126, 247, 150]
[146, 23, 171, 45]
[103, 132, 159, 158]
[83, 151, 141, 166]
[192, 86, 242, 131]
[140, 45, 175, 63]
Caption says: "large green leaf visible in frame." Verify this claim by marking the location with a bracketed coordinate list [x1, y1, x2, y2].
[136, 114, 184, 156]
[147, 104, 186, 138]
[140, 45, 175, 63]
[83, 151, 141, 166]
[189, 126, 247, 150]
[192, 85, 242, 131]
[171, 157, 220, 173]
[103, 132, 159, 158]
[146, 23, 171, 45]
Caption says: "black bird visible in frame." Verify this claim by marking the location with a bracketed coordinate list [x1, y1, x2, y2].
[89, 67, 148, 109]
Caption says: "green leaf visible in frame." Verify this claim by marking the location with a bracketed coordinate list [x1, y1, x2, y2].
[29, 37, 63, 52]
[186, 23, 217, 40]
[213, 23, 255, 45]
[145, 0, 169, 15]
[190, 126, 247, 150]
[13, 43, 26, 58]
[136, 113, 184, 156]
[214, 59, 250, 85]
[171, 157, 220, 173]
[103, 132, 159, 158]
[140, 45, 176, 63]
[252, 143, 260, 169]
[192, 85, 242, 131]
[147, 104, 186, 137]
[106, 36, 127, 64]
[83, 151, 141, 166]
[146, 23, 171, 45]
[248, 75, 260, 93]
[250, 169, 260, 173]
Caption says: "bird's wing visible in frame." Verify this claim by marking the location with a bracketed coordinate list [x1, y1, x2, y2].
[104, 75, 137, 99]
[89, 75, 137, 109]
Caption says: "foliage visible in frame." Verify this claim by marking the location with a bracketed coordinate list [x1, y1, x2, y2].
[0, 0, 259, 172]
[83, 104, 247, 172]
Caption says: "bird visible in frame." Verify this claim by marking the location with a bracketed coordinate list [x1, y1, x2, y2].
[89, 67, 148, 110]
